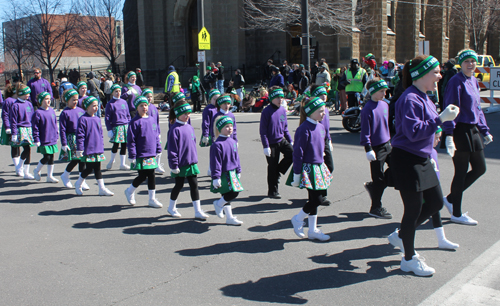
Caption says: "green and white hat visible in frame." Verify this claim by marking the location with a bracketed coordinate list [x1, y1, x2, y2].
[208, 89, 221, 101]
[142, 88, 153, 96]
[133, 96, 149, 109]
[83, 96, 97, 109]
[304, 97, 325, 116]
[77, 81, 87, 90]
[410, 56, 440, 80]
[37, 91, 51, 104]
[172, 92, 186, 104]
[17, 86, 31, 96]
[217, 95, 232, 106]
[368, 80, 388, 95]
[64, 89, 78, 102]
[312, 86, 327, 97]
[269, 88, 284, 101]
[458, 50, 478, 66]
[174, 103, 192, 117]
[126, 71, 136, 79]
[215, 115, 233, 132]
[110, 84, 121, 93]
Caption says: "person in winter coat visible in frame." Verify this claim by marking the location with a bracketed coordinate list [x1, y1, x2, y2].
[269, 66, 285, 88]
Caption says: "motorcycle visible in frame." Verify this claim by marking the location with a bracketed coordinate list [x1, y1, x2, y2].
[341, 94, 390, 133]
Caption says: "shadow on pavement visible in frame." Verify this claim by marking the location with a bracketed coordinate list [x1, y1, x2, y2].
[122, 219, 211, 235]
[176, 238, 297, 256]
[1, 186, 72, 203]
[39, 204, 132, 216]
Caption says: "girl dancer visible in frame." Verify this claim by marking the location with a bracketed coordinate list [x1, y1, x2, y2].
[1, 83, 21, 173]
[200, 89, 220, 175]
[124, 96, 162, 208]
[167, 100, 208, 219]
[142, 88, 165, 174]
[32, 92, 59, 182]
[75, 96, 114, 196]
[121, 71, 142, 118]
[77, 81, 88, 109]
[288, 97, 333, 241]
[105, 84, 131, 170]
[214, 94, 238, 143]
[211, 116, 244, 225]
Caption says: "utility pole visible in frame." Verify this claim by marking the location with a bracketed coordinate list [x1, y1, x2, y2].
[198, 0, 206, 82]
[301, 0, 310, 70]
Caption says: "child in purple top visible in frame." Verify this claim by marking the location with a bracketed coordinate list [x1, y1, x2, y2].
[359, 79, 392, 219]
[105, 84, 131, 170]
[10, 85, 35, 180]
[259, 86, 293, 199]
[75, 96, 114, 197]
[124, 96, 163, 208]
[1, 84, 22, 173]
[214, 94, 238, 143]
[59, 89, 88, 189]
[166, 100, 209, 220]
[32, 92, 59, 183]
[211, 116, 244, 225]
[143, 88, 165, 174]
[200, 89, 220, 176]
[76, 81, 88, 109]
[288, 97, 332, 241]
[121, 71, 142, 118]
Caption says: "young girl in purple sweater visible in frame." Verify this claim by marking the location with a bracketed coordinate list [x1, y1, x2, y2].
[142, 88, 165, 174]
[1, 83, 21, 174]
[105, 84, 131, 170]
[213, 94, 238, 143]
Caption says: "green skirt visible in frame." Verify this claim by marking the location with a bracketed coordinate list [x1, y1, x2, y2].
[210, 170, 244, 194]
[171, 163, 200, 178]
[286, 163, 332, 190]
[59, 133, 81, 161]
[110, 124, 128, 143]
[132, 157, 158, 170]
[11, 127, 34, 147]
[84, 153, 106, 163]
[0, 125, 11, 146]
[37, 144, 59, 155]
[199, 135, 213, 148]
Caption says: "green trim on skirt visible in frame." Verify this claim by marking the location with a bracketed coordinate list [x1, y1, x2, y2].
[171, 163, 200, 178]
[286, 162, 332, 190]
[59, 133, 81, 161]
[132, 157, 158, 170]
[109, 124, 128, 143]
[11, 127, 34, 147]
[210, 170, 244, 194]
[0, 125, 10, 146]
[37, 144, 59, 155]
[199, 135, 213, 147]
[84, 153, 106, 163]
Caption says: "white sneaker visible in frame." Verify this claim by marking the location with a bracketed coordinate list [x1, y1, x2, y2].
[60, 172, 73, 188]
[195, 210, 209, 220]
[148, 198, 163, 208]
[155, 163, 166, 174]
[120, 164, 130, 170]
[438, 238, 459, 249]
[75, 180, 83, 196]
[450, 212, 478, 225]
[213, 200, 224, 218]
[291, 216, 306, 238]
[46, 176, 59, 183]
[388, 228, 405, 253]
[308, 229, 330, 241]
[33, 169, 41, 181]
[24, 173, 35, 180]
[81, 180, 90, 191]
[226, 217, 243, 225]
[168, 208, 181, 218]
[124, 188, 136, 205]
[98, 187, 114, 196]
[400, 255, 435, 276]
[16, 166, 24, 177]
[106, 160, 114, 170]
[443, 196, 453, 215]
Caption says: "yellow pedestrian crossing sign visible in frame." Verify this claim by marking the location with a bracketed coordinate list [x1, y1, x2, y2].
[198, 27, 211, 50]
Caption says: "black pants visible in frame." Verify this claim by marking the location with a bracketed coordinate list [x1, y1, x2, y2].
[369, 142, 392, 209]
[132, 169, 156, 190]
[112, 142, 127, 155]
[81, 162, 102, 180]
[399, 184, 443, 260]
[11, 146, 20, 158]
[303, 189, 327, 216]
[20, 145, 31, 163]
[266, 138, 293, 195]
[192, 92, 202, 112]
[66, 160, 86, 173]
[40, 154, 54, 165]
[170, 176, 199, 201]
[347, 93, 359, 108]
[222, 191, 239, 205]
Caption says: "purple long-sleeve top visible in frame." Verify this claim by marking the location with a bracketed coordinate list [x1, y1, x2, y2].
[59, 106, 85, 146]
[215, 110, 238, 142]
[260, 103, 293, 148]
[442, 72, 490, 136]
[360, 99, 391, 149]
[320, 107, 331, 141]
[292, 119, 327, 174]
[391, 85, 442, 158]
[121, 84, 142, 111]
[431, 148, 440, 180]
[27, 78, 53, 105]
[32, 108, 58, 146]
[148, 103, 161, 136]
[105, 97, 131, 131]
[167, 121, 198, 169]
[10, 100, 34, 135]
[77, 95, 88, 109]
[76, 113, 104, 156]
[201, 104, 218, 138]
[2, 97, 17, 129]
[127, 116, 161, 159]
[210, 135, 241, 179]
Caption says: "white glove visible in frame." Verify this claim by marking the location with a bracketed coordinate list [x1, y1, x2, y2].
[329, 141, 333, 152]
[366, 150, 376, 162]
[291, 173, 301, 187]
[430, 158, 439, 172]
[237, 172, 241, 179]
[237, 142, 239, 148]
[484, 134, 493, 145]
[171, 168, 180, 174]
[62, 145, 70, 152]
[202, 136, 209, 145]
[126, 90, 132, 95]
[263, 147, 271, 157]
[11, 135, 17, 142]
[5, 129, 11, 134]
[107, 130, 113, 138]
[290, 142, 294, 146]
[36, 142, 41, 147]
[439, 105, 460, 122]
[76, 151, 84, 158]
[213, 178, 222, 189]
[445, 136, 456, 157]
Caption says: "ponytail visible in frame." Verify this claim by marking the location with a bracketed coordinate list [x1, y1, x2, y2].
[402, 55, 429, 89]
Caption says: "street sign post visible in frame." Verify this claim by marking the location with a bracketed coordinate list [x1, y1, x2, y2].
[198, 27, 211, 50]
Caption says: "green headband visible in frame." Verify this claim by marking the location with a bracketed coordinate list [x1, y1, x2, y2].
[269, 88, 284, 101]
[172, 92, 186, 104]
[215, 116, 233, 132]
[17, 86, 31, 96]
[64, 89, 78, 102]
[133, 96, 149, 109]
[230, 89, 237, 95]
[410, 56, 440, 80]
[217, 95, 232, 106]
[174, 103, 192, 117]
[110, 84, 121, 93]
[83, 96, 97, 109]
[436, 126, 442, 134]
[127, 71, 136, 79]
[77, 81, 87, 90]
[458, 50, 478, 66]
[312, 86, 327, 97]
[142, 88, 153, 96]
[208, 89, 221, 101]
[368, 80, 389, 95]
[304, 97, 325, 116]
[37, 91, 51, 104]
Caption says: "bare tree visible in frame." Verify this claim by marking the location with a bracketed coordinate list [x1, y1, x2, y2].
[77, 0, 124, 74]
[242, 0, 372, 36]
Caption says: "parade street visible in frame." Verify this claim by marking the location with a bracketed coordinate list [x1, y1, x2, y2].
[1, 103, 499, 305]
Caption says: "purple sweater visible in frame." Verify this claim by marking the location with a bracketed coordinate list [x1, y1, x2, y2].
[121, 84, 142, 111]
[442, 72, 490, 136]
[210, 136, 241, 179]
[2, 97, 17, 129]
[59, 107, 85, 146]
[32, 108, 58, 146]
[167, 121, 198, 169]
[320, 107, 331, 141]
[127, 116, 161, 159]
[105, 97, 131, 130]
[215, 110, 238, 142]
[360, 99, 391, 149]
[76, 113, 104, 156]
[201, 104, 218, 138]
[10, 100, 35, 135]
[292, 119, 327, 174]
[27, 78, 53, 106]
[148, 103, 161, 136]
[392, 85, 442, 158]
[260, 103, 293, 148]
[77, 95, 88, 109]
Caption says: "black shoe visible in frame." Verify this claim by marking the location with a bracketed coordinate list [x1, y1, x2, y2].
[364, 182, 373, 200]
[268, 192, 281, 199]
[320, 196, 332, 206]
[368, 207, 393, 219]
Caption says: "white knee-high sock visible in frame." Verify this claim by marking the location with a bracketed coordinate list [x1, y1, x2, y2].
[12, 157, 20, 167]
[120, 155, 127, 166]
[223, 205, 234, 219]
[109, 152, 117, 163]
[47, 164, 55, 177]
[148, 190, 156, 200]
[127, 184, 137, 194]
[34, 161, 44, 173]
[169, 199, 177, 211]
[97, 179, 106, 189]
[193, 200, 202, 212]
[296, 209, 309, 222]
[308, 214, 318, 231]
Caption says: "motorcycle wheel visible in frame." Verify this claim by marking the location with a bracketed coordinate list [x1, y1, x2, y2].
[342, 116, 361, 133]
